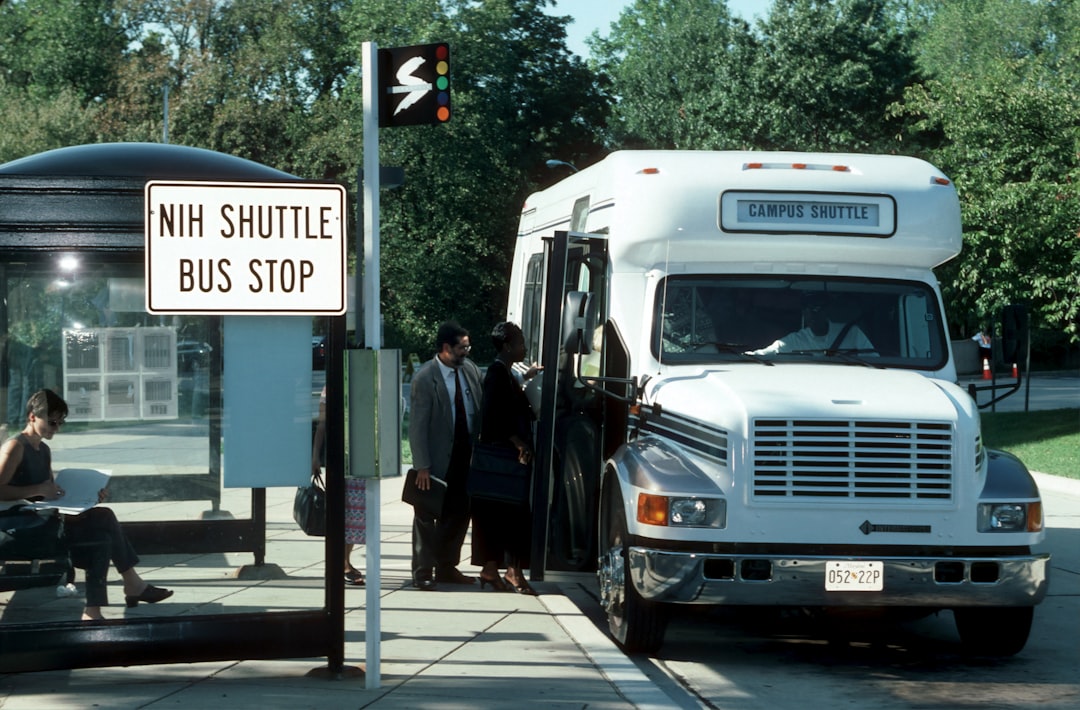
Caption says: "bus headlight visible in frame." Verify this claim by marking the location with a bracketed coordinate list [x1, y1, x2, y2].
[637, 494, 726, 528]
[978, 502, 1043, 532]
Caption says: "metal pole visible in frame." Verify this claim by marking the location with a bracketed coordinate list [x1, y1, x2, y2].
[361, 39, 382, 689]
[163, 83, 169, 144]
[326, 315, 347, 673]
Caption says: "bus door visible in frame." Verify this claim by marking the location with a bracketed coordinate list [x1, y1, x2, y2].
[529, 230, 612, 578]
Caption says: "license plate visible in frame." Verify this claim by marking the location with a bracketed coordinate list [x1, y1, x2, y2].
[825, 560, 883, 591]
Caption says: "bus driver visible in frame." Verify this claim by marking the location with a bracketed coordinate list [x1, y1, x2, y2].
[751, 293, 875, 355]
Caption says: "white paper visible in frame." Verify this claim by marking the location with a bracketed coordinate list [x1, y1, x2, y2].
[28, 468, 111, 515]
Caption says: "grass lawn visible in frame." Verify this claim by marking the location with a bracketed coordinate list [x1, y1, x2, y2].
[980, 408, 1080, 480]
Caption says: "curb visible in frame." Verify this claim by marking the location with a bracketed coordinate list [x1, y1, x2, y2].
[1033, 471, 1080, 498]
[542, 591, 679, 710]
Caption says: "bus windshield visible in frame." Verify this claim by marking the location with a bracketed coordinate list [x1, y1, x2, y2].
[653, 276, 949, 370]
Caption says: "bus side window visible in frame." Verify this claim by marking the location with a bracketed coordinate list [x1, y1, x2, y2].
[522, 253, 544, 358]
[571, 196, 590, 232]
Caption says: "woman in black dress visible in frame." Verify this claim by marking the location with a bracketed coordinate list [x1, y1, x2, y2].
[471, 322, 540, 594]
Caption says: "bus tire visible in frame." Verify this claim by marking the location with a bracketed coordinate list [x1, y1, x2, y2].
[598, 482, 668, 654]
[953, 606, 1033, 656]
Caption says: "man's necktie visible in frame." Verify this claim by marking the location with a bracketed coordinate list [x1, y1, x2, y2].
[454, 368, 469, 442]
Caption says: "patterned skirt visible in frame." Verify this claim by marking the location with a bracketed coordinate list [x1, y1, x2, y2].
[345, 477, 366, 545]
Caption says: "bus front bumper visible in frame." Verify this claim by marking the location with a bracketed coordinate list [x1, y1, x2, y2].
[629, 548, 1050, 607]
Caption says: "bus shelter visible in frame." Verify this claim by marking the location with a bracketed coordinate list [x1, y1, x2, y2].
[0, 143, 348, 673]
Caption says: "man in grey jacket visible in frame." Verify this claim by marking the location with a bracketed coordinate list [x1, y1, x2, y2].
[407, 321, 483, 590]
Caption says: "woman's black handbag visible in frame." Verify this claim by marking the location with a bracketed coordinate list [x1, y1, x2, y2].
[0, 506, 67, 559]
[467, 442, 530, 505]
[293, 476, 326, 537]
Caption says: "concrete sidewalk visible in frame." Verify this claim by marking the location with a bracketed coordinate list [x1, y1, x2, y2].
[0, 476, 676, 709]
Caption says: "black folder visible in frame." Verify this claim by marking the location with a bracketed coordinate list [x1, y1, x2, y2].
[401, 469, 447, 516]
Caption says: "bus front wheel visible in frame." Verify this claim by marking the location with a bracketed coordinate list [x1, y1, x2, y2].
[597, 483, 668, 654]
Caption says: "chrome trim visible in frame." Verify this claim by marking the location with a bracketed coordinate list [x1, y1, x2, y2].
[631, 408, 728, 467]
[629, 548, 1050, 607]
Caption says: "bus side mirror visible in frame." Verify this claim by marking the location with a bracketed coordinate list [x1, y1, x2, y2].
[562, 291, 597, 355]
[1000, 304, 1027, 364]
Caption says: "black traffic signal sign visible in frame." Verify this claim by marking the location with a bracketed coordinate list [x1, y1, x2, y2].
[378, 43, 450, 127]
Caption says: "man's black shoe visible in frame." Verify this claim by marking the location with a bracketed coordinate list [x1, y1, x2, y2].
[435, 567, 475, 585]
[413, 576, 437, 591]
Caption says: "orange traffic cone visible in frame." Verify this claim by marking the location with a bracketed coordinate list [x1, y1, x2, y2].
[982, 358, 992, 380]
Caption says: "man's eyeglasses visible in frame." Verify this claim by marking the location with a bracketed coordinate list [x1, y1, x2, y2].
[47, 418, 64, 428]
[455, 343, 472, 352]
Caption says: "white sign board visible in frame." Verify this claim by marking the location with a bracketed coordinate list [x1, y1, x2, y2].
[145, 180, 347, 315]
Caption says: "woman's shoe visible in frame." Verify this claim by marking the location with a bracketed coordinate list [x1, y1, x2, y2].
[480, 573, 509, 591]
[503, 573, 537, 596]
[125, 584, 173, 608]
[345, 569, 365, 586]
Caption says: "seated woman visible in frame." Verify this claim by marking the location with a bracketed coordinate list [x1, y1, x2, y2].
[0, 389, 172, 620]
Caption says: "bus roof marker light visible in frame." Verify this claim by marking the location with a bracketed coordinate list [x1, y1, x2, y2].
[745, 162, 763, 170]
[792, 163, 807, 169]
[637, 167, 660, 175]
[932, 176, 951, 186]
[833, 165, 850, 172]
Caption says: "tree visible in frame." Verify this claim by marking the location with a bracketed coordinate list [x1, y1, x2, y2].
[748, 0, 918, 152]
[0, 0, 129, 104]
[896, 0, 1080, 344]
[588, 0, 757, 150]
[590, 0, 917, 153]
[0, 0, 132, 160]
[164, 0, 353, 173]
[0, 79, 101, 163]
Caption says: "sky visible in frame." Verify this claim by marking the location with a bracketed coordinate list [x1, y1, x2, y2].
[544, 0, 767, 58]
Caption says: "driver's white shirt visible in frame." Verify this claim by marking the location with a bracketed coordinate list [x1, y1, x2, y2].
[752, 322, 874, 355]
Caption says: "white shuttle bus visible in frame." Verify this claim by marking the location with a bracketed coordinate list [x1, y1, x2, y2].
[508, 151, 1048, 655]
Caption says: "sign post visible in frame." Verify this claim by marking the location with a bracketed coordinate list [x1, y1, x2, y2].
[361, 39, 383, 689]
[359, 38, 451, 689]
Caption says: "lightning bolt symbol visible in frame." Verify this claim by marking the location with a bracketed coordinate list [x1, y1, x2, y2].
[393, 56, 432, 116]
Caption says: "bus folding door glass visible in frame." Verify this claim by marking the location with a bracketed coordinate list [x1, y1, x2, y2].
[522, 254, 545, 359]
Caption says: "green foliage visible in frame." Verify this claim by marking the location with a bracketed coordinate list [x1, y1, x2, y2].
[897, 0, 1080, 342]
[0, 0, 129, 103]
[163, 0, 352, 172]
[591, 0, 917, 153]
[0, 80, 101, 163]
[589, 0, 756, 149]
[749, 0, 918, 152]
[910, 0, 1076, 85]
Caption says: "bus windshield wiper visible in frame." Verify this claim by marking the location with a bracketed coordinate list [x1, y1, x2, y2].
[707, 342, 774, 366]
[823, 348, 884, 368]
